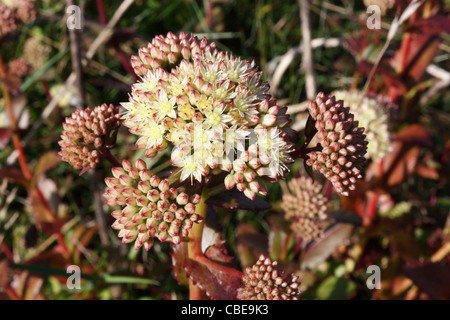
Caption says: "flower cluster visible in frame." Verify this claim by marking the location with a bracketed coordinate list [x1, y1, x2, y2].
[237, 255, 301, 300]
[7, 57, 31, 78]
[0, 2, 15, 37]
[58, 104, 120, 172]
[363, 0, 394, 15]
[103, 159, 202, 250]
[306, 92, 368, 196]
[123, 31, 294, 200]
[23, 37, 51, 71]
[0, 0, 37, 37]
[333, 90, 393, 162]
[281, 176, 328, 241]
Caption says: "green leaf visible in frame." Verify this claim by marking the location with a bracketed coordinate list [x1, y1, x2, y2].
[316, 276, 357, 300]
[100, 274, 159, 285]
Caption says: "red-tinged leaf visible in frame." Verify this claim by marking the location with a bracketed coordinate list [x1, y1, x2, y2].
[171, 243, 189, 285]
[409, 16, 450, 35]
[184, 258, 242, 300]
[0, 75, 21, 94]
[39, 218, 67, 236]
[343, 30, 366, 57]
[205, 243, 234, 264]
[0, 128, 12, 149]
[393, 34, 441, 82]
[385, 144, 420, 186]
[300, 224, 353, 270]
[404, 262, 450, 300]
[380, 71, 408, 99]
[236, 223, 268, 268]
[32, 151, 60, 185]
[393, 0, 410, 15]
[356, 59, 374, 74]
[390, 230, 421, 262]
[390, 275, 413, 296]
[25, 250, 68, 270]
[0, 260, 10, 288]
[206, 188, 271, 211]
[10, 272, 44, 300]
[0, 167, 28, 186]
[415, 164, 439, 180]
[27, 188, 56, 232]
[395, 124, 432, 147]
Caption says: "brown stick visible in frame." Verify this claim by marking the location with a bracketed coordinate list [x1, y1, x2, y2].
[299, 0, 316, 100]
[67, 0, 111, 247]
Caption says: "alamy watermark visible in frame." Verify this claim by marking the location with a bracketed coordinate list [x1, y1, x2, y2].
[366, 265, 381, 289]
[66, 265, 81, 290]
[366, 5, 382, 30]
[66, 5, 82, 30]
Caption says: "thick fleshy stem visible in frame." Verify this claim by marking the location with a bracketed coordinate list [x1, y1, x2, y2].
[187, 188, 208, 300]
[187, 188, 243, 299]
[98, 146, 121, 167]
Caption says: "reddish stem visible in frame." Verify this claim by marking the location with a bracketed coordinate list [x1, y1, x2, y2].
[5, 285, 21, 300]
[95, 0, 108, 25]
[0, 54, 70, 259]
[189, 279, 203, 300]
[99, 147, 121, 167]
[205, 0, 213, 29]
[398, 33, 412, 75]
[112, 42, 139, 81]
[187, 189, 243, 299]
[365, 192, 379, 226]
[33, 188, 57, 221]
[11, 135, 32, 180]
[57, 233, 70, 258]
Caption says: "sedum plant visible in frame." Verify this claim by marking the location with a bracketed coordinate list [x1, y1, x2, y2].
[58, 32, 368, 300]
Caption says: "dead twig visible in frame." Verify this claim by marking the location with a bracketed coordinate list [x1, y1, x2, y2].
[266, 38, 342, 96]
[299, 0, 316, 99]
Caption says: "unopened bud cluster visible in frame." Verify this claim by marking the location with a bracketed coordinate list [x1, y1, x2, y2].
[333, 90, 392, 162]
[0, 2, 15, 37]
[306, 93, 367, 196]
[123, 31, 294, 200]
[103, 159, 202, 250]
[237, 255, 301, 300]
[59, 104, 120, 171]
[281, 176, 328, 241]
[7, 57, 31, 77]
[23, 37, 51, 71]
[0, 0, 37, 37]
